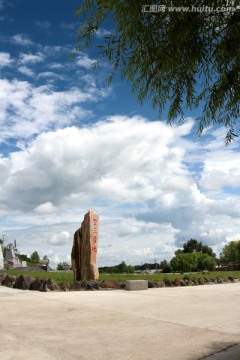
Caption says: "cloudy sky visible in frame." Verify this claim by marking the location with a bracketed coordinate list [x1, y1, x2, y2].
[0, 0, 239, 268]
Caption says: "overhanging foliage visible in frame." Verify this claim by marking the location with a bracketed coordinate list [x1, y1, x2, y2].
[74, 0, 240, 143]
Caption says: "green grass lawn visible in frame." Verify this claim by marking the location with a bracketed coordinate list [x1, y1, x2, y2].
[6, 269, 240, 285]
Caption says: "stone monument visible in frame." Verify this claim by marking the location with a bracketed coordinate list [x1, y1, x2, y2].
[5, 241, 21, 268]
[71, 209, 99, 281]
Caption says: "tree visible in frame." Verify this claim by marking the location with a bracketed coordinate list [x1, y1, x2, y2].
[57, 262, 64, 270]
[159, 259, 172, 273]
[176, 239, 216, 258]
[117, 261, 127, 273]
[171, 253, 198, 272]
[125, 265, 134, 274]
[195, 253, 216, 271]
[202, 245, 216, 258]
[18, 254, 30, 262]
[171, 252, 216, 272]
[220, 240, 240, 265]
[30, 251, 40, 263]
[175, 249, 184, 255]
[74, 0, 240, 143]
[183, 239, 203, 253]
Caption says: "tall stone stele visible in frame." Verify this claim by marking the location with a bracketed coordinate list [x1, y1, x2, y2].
[71, 209, 99, 281]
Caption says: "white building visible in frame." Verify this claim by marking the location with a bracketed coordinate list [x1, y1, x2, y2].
[0, 245, 3, 269]
[5, 241, 21, 267]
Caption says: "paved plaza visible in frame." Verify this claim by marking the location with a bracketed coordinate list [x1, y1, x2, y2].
[0, 283, 240, 359]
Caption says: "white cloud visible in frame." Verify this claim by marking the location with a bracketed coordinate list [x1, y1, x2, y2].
[60, 22, 78, 30]
[18, 66, 34, 77]
[11, 34, 33, 46]
[38, 71, 65, 80]
[95, 27, 111, 38]
[1, 116, 240, 265]
[199, 150, 240, 190]
[48, 231, 70, 246]
[49, 63, 63, 69]
[134, 247, 153, 256]
[40, 45, 70, 57]
[76, 53, 96, 69]
[2, 222, 77, 256]
[226, 234, 240, 242]
[35, 20, 51, 29]
[52, 254, 60, 264]
[0, 78, 109, 141]
[0, 117, 194, 216]
[0, 52, 13, 67]
[19, 52, 45, 64]
[34, 202, 58, 214]
[1, 117, 238, 221]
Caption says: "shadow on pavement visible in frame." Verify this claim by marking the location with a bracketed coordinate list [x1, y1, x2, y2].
[200, 342, 240, 360]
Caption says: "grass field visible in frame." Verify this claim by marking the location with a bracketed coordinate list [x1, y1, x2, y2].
[6, 269, 240, 285]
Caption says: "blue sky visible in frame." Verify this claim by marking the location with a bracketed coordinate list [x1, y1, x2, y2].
[0, 0, 240, 268]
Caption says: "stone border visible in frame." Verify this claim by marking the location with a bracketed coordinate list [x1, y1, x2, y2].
[0, 271, 239, 292]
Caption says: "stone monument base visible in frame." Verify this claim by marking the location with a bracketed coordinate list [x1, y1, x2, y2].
[126, 280, 148, 291]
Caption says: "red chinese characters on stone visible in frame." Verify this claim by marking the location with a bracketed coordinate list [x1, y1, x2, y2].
[92, 219, 98, 234]
[91, 216, 98, 254]
[92, 218, 98, 244]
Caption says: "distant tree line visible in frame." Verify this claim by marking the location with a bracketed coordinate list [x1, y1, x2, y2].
[99, 261, 134, 274]
[99, 239, 240, 274]
[160, 239, 218, 273]
[18, 251, 45, 265]
[98, 261, 158, 274]
[220, 240, 240, 266]
[170, 239, 217, 272]
[2, 237, 239, 273]
[159, 239, 240, 273]
[57, 262, 71, 270]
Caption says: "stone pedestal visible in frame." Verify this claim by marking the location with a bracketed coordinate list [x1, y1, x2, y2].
[71, 209, 99, 281]
[126, 280, 148, 291]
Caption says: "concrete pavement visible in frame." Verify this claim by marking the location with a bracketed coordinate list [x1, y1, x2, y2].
[0, 283, 240, 359]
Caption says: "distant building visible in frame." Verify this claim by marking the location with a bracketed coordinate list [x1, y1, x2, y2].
[216, 262, 239, 271]
[0, 244, 3, 269]
[62, 262, 71, 271]
[38, 259, 49, 271]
